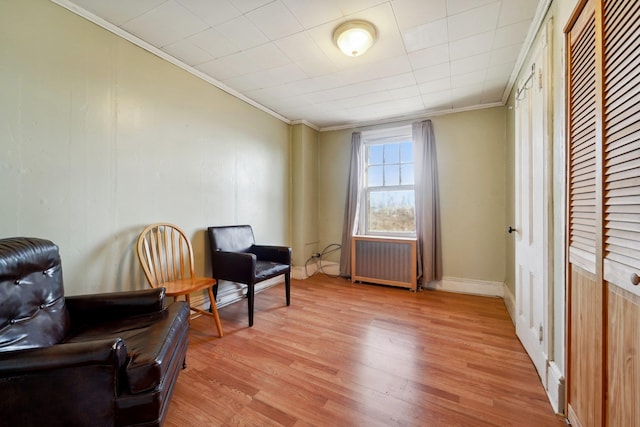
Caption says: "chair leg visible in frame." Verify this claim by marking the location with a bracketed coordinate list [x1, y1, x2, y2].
[207, 287, 223, 337]
[248, 283, 255, 327]
[285, 272, 291, 306]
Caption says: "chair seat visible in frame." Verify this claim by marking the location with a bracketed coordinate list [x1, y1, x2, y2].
[65, 302, 190, 394]
[255, 260, 290, 282]
[160, 277, 217, 297]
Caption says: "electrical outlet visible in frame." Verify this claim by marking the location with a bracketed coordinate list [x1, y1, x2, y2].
[312, 252, 320, 258]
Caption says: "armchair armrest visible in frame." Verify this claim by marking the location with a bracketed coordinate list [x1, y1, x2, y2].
[0, 338, 129, 426]
[65, 288, 166, 325]
[250, 245, 292, 265]
[0, 337, 127, 376]
[211, 251, 257, 284]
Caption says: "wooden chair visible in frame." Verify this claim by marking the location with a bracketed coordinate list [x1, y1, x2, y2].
[137, 223, 223, 337]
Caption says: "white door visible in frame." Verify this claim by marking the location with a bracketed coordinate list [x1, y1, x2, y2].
[514, 38, 549, 384]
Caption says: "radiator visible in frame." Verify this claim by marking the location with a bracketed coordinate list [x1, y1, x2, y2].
[351, 235, 417, 291]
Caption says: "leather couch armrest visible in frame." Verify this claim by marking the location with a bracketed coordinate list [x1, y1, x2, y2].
[211, 251, 256, 284]
[0, 337, 127, 376]
[0, 338, 129, 426]
[250, 245, 292, 265]
[65, 288, 166, 325]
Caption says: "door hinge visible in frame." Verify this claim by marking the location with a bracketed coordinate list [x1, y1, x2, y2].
[539, 324, 543, 343]
[538, 69, 543, 89]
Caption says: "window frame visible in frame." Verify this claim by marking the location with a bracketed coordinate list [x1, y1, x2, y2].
[360, 126, 416, 238]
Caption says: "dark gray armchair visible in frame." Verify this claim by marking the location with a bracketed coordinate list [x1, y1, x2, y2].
[207, 225, 291, 327]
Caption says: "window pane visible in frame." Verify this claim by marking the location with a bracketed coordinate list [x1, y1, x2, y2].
[384, 164, 399, 186]
[401, 164, 414, 185]
[368, 190, 415, 233]
[369, 145, 383, 165]
[400, 142, 413, 163]
[384, 143, 400, 163]
[368, 165, 383, 187]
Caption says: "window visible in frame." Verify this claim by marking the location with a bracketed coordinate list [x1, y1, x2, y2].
[361, 126, 415, 236]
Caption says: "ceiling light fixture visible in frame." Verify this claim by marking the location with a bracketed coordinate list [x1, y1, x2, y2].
[333, 20, 377, 57]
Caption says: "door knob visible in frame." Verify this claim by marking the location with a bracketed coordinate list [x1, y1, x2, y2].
[508, 226, 517, 234]
[632, 273, 640, 286]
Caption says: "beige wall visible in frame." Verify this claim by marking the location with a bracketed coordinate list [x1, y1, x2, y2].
[291, 123, 319, 266]
[318, 107, 508, 283]
[0, 0, 290, 295]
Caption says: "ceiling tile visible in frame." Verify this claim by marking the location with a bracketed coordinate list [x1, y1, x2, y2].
[275, 32, 339, 76]
[338, 0, 392, 15]
[215, 15, 269, 51]
[196, 58, 244, 81]
[451, 70, 486, 88]
[388, 84, 422, 100]
[121, 0, 208, 47]
[391, 0, 447, 29]
[187, 28, 239, 59]
[408, 43, 450, 70]
[402, 18, 448, 52]
[450, 53, 491, 76]
[486, 62, 516, 81]
[451, 84, 483, 108]
[176, 0, 241, 27]
[446, 0, 497, 16]
[498, 0, 539, 26]
[281, 0, 344, 29]
[419, 77, 451, 94]
[447, 2, 500, 41]
[413, 62, 451, 83]
[224, 63, 307, 92]
[449, 31, 494, 60]
[162, 39, 213, 66]
[489, 43, 522, 66]
[494, 20, 531, 49]
[69, 0, 167, 26]
[421, 89, 452, 109]
[482, 79, 507, 102]
[247, 1, 304, 40]
[228, 0, 274, 14]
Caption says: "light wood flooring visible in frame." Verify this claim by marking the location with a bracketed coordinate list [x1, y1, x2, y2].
[165, 274, 565, 426]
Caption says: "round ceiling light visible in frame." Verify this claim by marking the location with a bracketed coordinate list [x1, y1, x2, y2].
[332, 20, 377, 57]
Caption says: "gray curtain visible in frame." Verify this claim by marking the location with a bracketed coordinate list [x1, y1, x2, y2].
[339, 132, 363, 277]
[413, 120, 442, 286]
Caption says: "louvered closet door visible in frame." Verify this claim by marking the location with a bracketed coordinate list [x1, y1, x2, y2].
[566, 1, 602, 425]
[602, 0, 640, 424]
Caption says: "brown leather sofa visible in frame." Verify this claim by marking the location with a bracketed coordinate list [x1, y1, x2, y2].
[0, 237, 189, 426]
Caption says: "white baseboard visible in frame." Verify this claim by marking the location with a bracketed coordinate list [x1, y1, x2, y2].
[546, 361, 565, 415]
[503, 284, 516, 326]
[292, 261, 339, 280]
[188, 276, 284, 310]
[426, 276, 505, 298]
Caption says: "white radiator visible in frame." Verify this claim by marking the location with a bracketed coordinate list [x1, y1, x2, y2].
[351, 235, 417, 291]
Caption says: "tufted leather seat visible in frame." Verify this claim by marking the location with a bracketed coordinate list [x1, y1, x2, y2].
[0, 237, 189, 427]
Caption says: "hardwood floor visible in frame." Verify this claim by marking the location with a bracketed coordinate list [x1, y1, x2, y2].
[165, 274, 565, 426]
